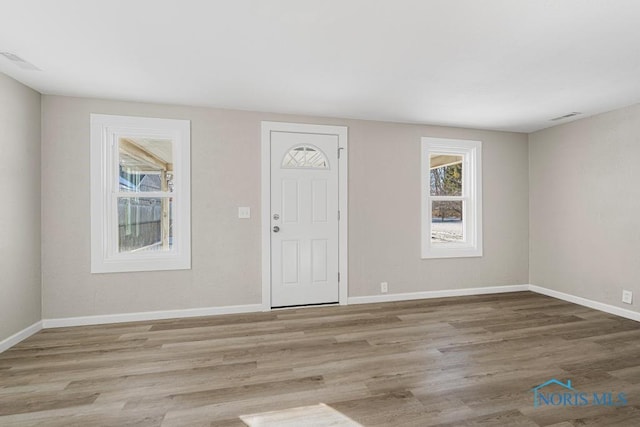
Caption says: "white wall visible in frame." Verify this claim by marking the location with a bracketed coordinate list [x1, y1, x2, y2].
[41, 95, 529, 319]
[349, 120, 529, 296]
[0, 73, 41, 341]
[529, 104, 640, 314]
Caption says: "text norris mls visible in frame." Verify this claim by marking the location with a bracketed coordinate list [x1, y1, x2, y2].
[531, 379, 627, 408]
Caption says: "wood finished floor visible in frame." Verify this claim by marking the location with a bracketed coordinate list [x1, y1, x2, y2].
[1, 292, 640, 426]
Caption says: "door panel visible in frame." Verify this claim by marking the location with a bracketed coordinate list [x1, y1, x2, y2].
[311, 239, 328, 282]
[311, 180, 328, 222]
[270, 131, 339, 307]
[281, 180, 299, 223]
[281, 240, 299, 284]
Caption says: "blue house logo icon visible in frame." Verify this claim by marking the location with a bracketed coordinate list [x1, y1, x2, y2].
[531, 379, 574, 407]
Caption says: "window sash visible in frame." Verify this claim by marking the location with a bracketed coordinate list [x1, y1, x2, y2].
[91, 114, 191, 273]
[430, 196, 465, 201]
[107, 194, 179, 259]
[429, 199, 467, 245]
[421, 137, 482, 259]
[114, 191, 174, 198]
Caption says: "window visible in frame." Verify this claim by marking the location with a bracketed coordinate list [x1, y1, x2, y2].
[421, 137, 482, 258]
[282, 145, 329, 169]
[90, 114, 191, 273]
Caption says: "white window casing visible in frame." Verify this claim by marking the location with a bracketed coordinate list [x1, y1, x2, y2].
[90, 114, 191, 273]
[421, 137, 482, 259]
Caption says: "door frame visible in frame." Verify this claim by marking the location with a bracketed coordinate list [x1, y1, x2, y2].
[261, 121, 348, 310]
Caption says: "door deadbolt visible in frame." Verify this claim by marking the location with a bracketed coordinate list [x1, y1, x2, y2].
[273, 214, 280, 220]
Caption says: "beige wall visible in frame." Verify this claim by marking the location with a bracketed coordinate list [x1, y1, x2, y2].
[529, 104, 640, 314]
[0, 73, 42, 340]
[41, 95, 529, 318]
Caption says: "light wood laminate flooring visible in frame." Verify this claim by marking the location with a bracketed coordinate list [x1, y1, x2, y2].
[1, 292, 639, 426]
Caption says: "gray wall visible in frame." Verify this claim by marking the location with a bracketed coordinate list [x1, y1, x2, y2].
[529, 104, 640, 314]
[0, 73, 42, 340]
[41, 95, 529, 319]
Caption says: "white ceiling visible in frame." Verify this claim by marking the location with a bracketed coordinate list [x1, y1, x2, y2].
[2, 0, 640, 133]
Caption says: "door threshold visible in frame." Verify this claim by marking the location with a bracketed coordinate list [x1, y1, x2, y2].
[271, 301, 339, 310]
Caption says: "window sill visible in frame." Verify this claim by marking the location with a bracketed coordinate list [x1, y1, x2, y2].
[421, 247, 483, 259]
[91, 255, 191, 274]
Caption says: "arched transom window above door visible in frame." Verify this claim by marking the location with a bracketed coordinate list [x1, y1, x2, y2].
[282, 145, 329, 169]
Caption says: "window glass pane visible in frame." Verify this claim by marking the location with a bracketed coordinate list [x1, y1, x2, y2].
[282, 145, 328, 169]
[430, 154, 462, 196]
[118, 197, 173, 253]
[431, 200, 463, 243]
[119, 138, 174, 192]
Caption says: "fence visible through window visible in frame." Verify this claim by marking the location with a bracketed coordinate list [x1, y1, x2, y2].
[118, 137, 174, 253]
[118, 197, 173, 252]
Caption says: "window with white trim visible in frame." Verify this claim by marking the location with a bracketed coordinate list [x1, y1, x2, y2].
[90, 114, 191, 273]
[421, 137, 482, 258]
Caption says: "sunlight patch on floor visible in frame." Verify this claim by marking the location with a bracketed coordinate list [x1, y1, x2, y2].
[240, 403, 362, 426]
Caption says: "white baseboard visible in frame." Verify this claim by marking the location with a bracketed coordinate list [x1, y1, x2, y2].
[348, 284, 640, 323]
[0, 321, 43, 353]
[7, 284, 637, 349]
[347, 284, 529, 305]
[4, 285, 638, 353]
[529, 285, 640, 322]
[42, 303, 264, 328]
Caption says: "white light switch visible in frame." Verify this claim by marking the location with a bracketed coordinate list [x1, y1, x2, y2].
[238, 207, 251, 219]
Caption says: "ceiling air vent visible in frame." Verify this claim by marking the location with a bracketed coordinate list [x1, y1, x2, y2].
[550, 112, 581, 121]
[0, 52, 40, 70]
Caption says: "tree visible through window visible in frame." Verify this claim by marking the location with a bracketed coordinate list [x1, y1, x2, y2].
[421, 137, 482, 259]
[430, 155, 463, 242]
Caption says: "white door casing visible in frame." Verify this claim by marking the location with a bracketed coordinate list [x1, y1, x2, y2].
[261, 122, 348, 309]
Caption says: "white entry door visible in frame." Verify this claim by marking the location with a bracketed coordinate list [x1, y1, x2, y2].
[270, 130, 340, 307]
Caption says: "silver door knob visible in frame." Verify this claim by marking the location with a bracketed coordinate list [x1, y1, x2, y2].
[273, 226, 280, 233]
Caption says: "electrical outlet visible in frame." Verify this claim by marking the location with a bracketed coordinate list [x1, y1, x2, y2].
[238, 207, 251, 219]
[381, 282, 388, 293]
[622, 290, 633, 304]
